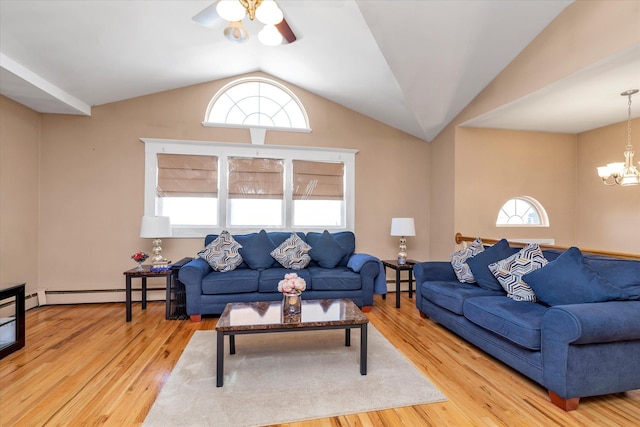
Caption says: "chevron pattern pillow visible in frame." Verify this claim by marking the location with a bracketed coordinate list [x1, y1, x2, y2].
[450, 237, 485, 283]
[271, 233, 312, 270]
[488, 243, 548, 301]
[198, 230, 243, 272]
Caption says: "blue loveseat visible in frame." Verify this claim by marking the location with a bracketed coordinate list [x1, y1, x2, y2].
[414, 240, 640, 410]
[179, 230, 385, 321]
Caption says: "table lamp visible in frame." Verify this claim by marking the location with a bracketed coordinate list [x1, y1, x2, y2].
[140, 215, 171, 265]
[390, 218, 415, 265]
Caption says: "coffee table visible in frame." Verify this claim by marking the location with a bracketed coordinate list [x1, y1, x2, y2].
[215, 298, 369, 387]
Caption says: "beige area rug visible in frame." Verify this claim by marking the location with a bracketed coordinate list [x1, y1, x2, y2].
[144, 325, 446, 427]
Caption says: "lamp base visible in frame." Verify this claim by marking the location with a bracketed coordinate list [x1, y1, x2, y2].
[397, 237, 408, 265]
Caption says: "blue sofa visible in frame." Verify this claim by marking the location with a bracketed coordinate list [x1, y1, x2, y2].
[414, 242, 640, 410]
[179, 230, 385, 321]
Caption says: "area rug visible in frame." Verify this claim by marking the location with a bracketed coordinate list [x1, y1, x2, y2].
[144, 325, 446, 427]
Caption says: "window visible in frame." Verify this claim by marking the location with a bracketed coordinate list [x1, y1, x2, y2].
[496, 196, 549, 227]
[204, 77, 310, 130]
[142, 139, 356, 237]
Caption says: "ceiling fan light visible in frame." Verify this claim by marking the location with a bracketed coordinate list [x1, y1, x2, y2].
[224, 21, 249, 43]
[256, 0, 284, 25]
[258, 24, 283, 46]
[217, 0, 246, 22]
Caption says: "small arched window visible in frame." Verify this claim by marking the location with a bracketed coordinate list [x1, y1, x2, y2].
[496, 196, 549, 227]
[204, 77, 309, 130]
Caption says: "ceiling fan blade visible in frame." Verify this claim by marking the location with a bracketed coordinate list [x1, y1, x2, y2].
[192, 1, 220, 27]
[276, 17, 297, 44]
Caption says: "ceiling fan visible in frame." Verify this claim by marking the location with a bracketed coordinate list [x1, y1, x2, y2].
[192, 0, 297, 46]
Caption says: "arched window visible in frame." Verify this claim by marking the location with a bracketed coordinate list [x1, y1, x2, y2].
[204, 77, 309, 130]
[496, 196, 549, 227]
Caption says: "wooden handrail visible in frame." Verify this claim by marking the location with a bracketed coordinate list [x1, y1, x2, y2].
[455, 233, 640, 261]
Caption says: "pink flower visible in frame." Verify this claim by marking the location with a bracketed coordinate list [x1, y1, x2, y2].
[278, 272, 306, 294]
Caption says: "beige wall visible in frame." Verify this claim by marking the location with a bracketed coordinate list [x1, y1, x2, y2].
[0, 96, 40, 296]
[429, 0, 640, 257]
[576, 118, 640, 253]
[30, 72, 428, 297]
[455, 127, 577, 246]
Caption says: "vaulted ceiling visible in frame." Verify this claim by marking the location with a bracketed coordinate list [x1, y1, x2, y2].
[1, 1, 638, 142]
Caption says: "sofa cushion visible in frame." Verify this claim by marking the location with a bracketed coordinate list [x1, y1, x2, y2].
[201, 269, 259, 295]
[523, 247, 631, 306]
[466, 238, 513, 291]
[584, 256, 640, 297]
[236, 230, 277, 270]
[306, 231, 355, 267]
[307, 266, 361, 291]
[450, 237, 484, 283]
[421, 280, 503, 315]
[488, 243, 548, 302]
[463, 296, 547, 350]
[270, 233, 312, 269]
[308, 230, 349, 268]
[259, 268, 313, 292]
[198, 230, 243, 272]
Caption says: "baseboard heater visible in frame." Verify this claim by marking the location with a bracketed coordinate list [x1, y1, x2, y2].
[38, 288, 168, 306]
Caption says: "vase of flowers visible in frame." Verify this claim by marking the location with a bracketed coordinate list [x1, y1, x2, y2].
[278, 272, 306, 315]
[131, 251, 149, 270]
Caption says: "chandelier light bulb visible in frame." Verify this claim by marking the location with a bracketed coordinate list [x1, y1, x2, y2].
[256, 0, 284, 25]
[224, 21, 249, 43]
[217, 0, 246, 22]
[258, 24, 283, 46]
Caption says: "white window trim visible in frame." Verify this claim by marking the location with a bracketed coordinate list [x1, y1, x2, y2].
[202, 76, 312, 133]
[496, 195, 550, 228]
[141, 138, 357, 237]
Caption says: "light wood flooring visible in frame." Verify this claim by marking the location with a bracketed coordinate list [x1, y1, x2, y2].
[1, 293, 639, 426]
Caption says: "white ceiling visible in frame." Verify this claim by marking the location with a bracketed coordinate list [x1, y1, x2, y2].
[1, 0, 637, 142]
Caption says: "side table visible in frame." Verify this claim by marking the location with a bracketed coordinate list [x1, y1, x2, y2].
[0, 283, 26, 359]
[168, 257, 193, 320]
[123, 266, 172, 322]
[381, 260, 417, 309]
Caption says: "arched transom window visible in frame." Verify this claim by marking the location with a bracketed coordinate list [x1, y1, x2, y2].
[204, 77, 309, 130]
[496, 196, 549, 227]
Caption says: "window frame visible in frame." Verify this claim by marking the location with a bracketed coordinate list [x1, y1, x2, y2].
[202, 77, 312, 133]
[495, 195, 549, 227]
[142, 138, 357, 237]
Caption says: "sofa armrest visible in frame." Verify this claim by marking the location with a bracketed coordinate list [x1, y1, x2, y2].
[541, 301, 640, 399]
[542, 301, 640, 345]
[178, 258, 212, 316]
[414, 261, 457, 285]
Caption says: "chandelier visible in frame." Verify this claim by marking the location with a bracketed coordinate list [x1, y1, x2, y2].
[216, 0, 284, 46]
[597, 89, 640, 186]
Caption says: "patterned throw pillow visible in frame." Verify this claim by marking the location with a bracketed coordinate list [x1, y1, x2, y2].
[198, 230, 243, 272]
[270, 233, 312, 270]
[488, 243, 548, 301]
[450, 238, 484, 283]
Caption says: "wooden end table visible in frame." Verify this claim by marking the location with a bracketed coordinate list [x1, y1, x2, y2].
[123, 265, 172, 322]
[381, 259, 417, 308]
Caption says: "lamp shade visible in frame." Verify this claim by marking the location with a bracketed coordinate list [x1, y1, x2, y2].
[140, 216, 171, 238]
[390, 218, 415, 236]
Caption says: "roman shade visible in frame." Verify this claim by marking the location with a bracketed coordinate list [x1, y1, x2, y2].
[157, 154, 217, 197]
[293, 160, 344, 200]
[228, 157, 284, 199]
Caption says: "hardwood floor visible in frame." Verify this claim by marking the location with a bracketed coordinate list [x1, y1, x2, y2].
[1, 294, 639, 426]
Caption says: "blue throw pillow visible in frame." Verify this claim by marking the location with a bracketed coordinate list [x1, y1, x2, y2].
[237, 230, 276, 270]
[522, 247, 630, 306]
[466, 238, 512, 291]
[309, 230, 349, 268]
